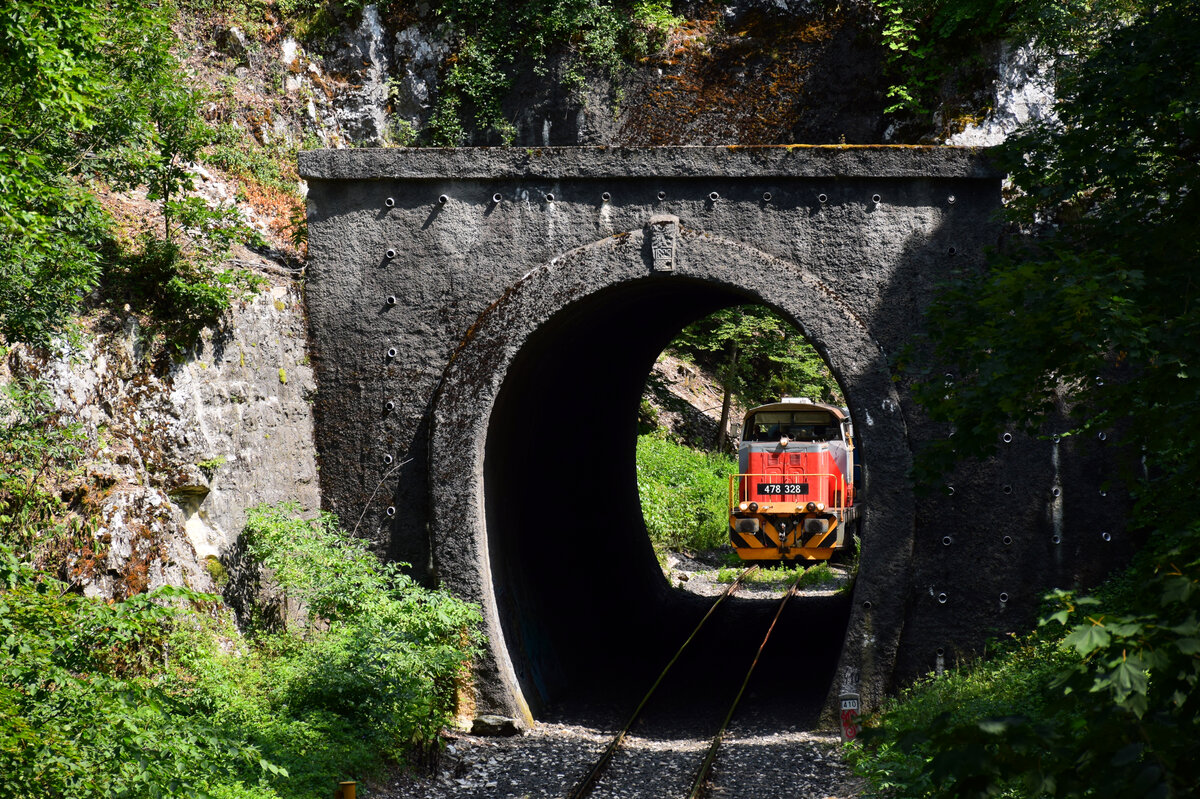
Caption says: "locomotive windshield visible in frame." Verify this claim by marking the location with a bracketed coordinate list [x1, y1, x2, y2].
[743, 410, 839, 442]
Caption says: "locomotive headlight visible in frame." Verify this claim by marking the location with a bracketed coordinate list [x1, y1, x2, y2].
[739, 501, 750, 512]
[816, 502, 825, 512]
[748, 502, 759, 513]
[806, 501, 818, 513]
[779, 436, 791, 446]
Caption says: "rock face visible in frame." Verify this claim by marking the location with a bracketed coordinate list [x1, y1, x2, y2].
[947, 42, 1056, 146]
[185, 2, 893, 151]
[642, 354, 741, 451]
[391, 23, 451, 130]
[3, 256, 319, 598]
[330, 4, 392, 144]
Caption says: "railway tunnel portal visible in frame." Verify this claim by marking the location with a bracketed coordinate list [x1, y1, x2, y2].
[299, 147, 1132, 726]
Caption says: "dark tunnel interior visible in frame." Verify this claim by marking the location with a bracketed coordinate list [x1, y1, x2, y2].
[484, 277, 853, 723]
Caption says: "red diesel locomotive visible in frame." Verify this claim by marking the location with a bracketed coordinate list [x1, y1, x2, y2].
[728, 398, 859, 561]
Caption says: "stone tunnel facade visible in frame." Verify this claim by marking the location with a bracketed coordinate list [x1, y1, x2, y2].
[299, 147, 1133, 725]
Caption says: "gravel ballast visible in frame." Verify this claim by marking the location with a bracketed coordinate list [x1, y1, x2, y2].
[380, 719, 860, 799]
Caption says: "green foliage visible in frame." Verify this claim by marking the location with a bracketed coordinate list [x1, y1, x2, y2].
[0, 545, 273, 798]
[0, 379, 86, 557]
[198, 455, 228, 474]
[0, 501, 483, 799]
[103, 232, 261, 351]
[428, 0, 678, 144]
[0, 0, 262, 349]
[908, 0, 1200, 491]
[203, 123, 298, 196]
[669, 305, 843, 449]
[872, 0, 1034, 117]
[671, 305, 843, 410]
[852, 534, 1200, 798]
[238, 503, 483, 753]
[0, 0, 115, 344]
[860, 1, 1200, 795]
[716, 560, 839, 589]
[388, 117, 419, 147]
[848, 630, 1076, 798]
[637, 396, 661, 435]
[636, 432, 737, 553]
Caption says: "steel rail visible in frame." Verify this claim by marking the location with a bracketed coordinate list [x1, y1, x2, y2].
[564, 566, 759, 799]
[685, 573, 803, 799]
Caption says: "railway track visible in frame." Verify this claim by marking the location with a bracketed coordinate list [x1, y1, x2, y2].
[566, 567, 804, 799]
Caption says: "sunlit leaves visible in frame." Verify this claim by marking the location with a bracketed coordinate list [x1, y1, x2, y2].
[1, 503, 484, 797]
[238, 502, 483, 753]
[0, 545, 269, 798]
[635, 433, 737, 553]
[671, 305, 843, 410]
[1063, 621, 1112, 657]
[0, 0, 254, 347]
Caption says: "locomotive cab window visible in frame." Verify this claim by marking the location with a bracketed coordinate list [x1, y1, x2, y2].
[744, 410, 839, 442]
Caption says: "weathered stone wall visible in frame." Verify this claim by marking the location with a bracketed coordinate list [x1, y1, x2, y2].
[3, 258, 320, 599]
[300, 145, 1133, 725]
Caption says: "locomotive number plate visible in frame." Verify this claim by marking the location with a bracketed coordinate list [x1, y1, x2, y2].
[756, 482, 810, 495]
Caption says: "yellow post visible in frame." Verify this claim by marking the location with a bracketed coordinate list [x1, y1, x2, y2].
[335, 781, 356, 799]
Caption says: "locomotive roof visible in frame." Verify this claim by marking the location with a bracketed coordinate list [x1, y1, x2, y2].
[742, 398, 849, 421]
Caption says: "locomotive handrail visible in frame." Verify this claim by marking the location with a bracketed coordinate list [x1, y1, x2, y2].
[728, 472, 848, 513]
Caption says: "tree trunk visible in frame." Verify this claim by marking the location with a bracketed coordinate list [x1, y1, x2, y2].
[715, 342, 738, 452]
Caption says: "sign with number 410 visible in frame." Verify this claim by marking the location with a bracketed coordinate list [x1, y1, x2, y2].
[839, 693, 861, 741]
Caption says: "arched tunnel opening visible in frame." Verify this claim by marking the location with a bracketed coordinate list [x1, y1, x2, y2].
[484, 276, 854, 724]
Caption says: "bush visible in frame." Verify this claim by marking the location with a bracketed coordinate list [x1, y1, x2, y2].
[237, 503, 483, 754]
[0, 502, 483, 799]
[636, 432, 737, 553]
[0, 545, 271, 799]
[0, 378, 86, 558]
[847, 631, 1075, 798]
[849, 540, 1200, 799]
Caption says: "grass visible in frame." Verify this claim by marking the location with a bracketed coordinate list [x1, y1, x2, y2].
[716, 560, 841, 589]
[636, 430, 737, 555]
